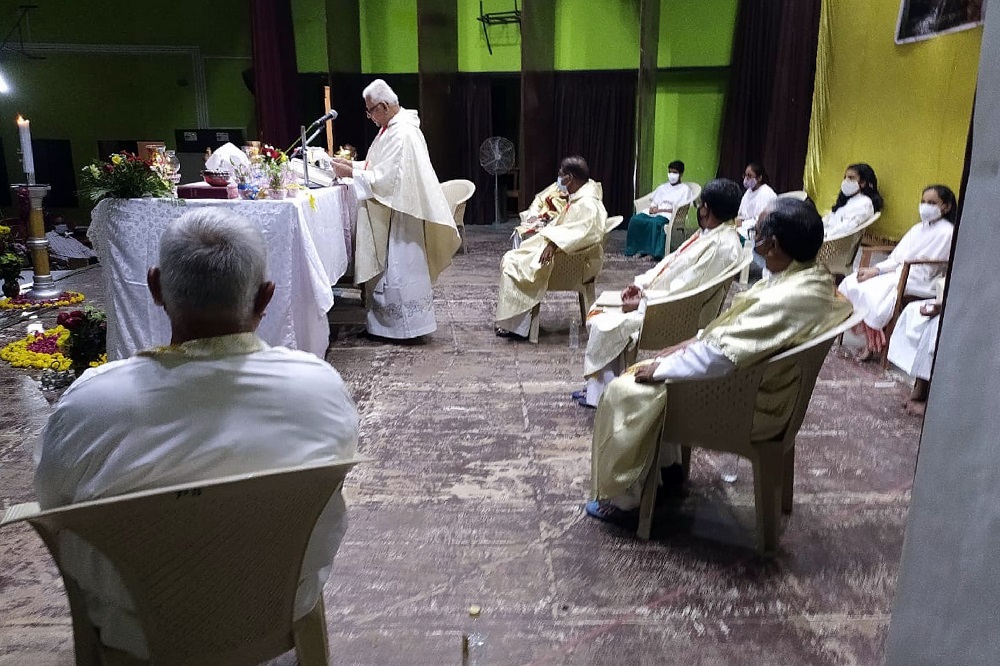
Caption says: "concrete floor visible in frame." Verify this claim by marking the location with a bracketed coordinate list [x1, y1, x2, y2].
[0, 226, 922, 665]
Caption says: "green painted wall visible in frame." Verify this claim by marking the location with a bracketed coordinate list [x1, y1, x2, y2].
[554, 0, 640, 70]
[360, 0, 419, 74]
[458, 0, 520, 72]
[292, 0, 329, 72]
[658, 0, 738, 68]
[0, 1, 254, 219]
[651, 71, 729, 228]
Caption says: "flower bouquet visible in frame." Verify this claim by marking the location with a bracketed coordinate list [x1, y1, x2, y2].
[260, 145, 289, 198]
[79, 151, 173, 203]
[0, 225, 26, 298]
[58, 307, 108, 375]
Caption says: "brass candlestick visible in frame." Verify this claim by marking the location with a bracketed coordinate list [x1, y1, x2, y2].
[12, 184, 61, 300]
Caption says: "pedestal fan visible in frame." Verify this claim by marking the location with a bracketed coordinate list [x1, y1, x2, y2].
[479, 137, 515, 224]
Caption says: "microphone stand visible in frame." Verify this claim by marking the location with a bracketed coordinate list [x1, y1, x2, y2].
[290, 125, 327, 188]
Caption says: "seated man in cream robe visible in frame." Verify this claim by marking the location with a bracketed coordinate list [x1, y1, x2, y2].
[332, 78, 460, 341]
[586, 198, 852, 523]
[34, 209, 360, 659]
[576, 178, 744, 408]
[495, 156, 608, 339]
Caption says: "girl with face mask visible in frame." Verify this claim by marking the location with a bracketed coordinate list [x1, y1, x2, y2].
[838, 184, 957, 361]
[735, 162, 777, 235]
[823, 163, 884, 238]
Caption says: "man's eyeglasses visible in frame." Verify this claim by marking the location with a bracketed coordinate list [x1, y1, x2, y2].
[753, 235, 770, 249]
[365, 102, 385, 118]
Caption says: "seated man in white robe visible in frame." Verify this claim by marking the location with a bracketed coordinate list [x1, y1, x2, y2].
[34, 209, 360, 659]
[586, 198, 853, 523]
[888, 276, 945, 416]
[576, 178, 745, 408]
[332, 78, 460, 341]
[495, 156, 608, 339]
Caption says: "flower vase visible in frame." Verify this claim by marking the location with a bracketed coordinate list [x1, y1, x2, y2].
[267, 187, 287, 200]
[237, 183, 256, 200]
[2, 280, 20, 299]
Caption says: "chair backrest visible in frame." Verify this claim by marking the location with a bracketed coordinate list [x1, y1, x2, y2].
[660, 308, 866, 455]
[778, 190, 809, 201]
[548, 243, 604, 291]
[637, 251, 752, 351]
[816, 211, 881, 275]
[440, 179, 476, 226]
[634, 192, 653, 215]
[603, 215, 624, 235]
[4, 460, 362, 665]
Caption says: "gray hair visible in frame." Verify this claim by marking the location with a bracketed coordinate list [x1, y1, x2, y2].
[157, 209, 268, 323]
[362, 79, 399, 107]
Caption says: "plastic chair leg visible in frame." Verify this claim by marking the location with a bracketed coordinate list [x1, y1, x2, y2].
[294, 597, 330, 666]
[580, 282, 596, 322]
[752, 448, 784, 556]
[636, 455, 660, 541]
[781, 447, 795, 514]
[529, 304, 541, 344]
[458, 225, 467, 254]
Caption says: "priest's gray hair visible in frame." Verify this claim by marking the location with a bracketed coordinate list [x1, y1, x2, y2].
[157, 209, 268, 323]
[363, 78, 399, 107]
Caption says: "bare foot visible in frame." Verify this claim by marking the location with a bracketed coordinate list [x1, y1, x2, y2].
[904, 400, 927, 417]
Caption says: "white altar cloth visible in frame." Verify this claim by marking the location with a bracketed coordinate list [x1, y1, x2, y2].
[88, 187, 352, 360]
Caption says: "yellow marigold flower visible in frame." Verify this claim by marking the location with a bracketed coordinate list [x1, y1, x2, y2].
[111, 154, 123, 165]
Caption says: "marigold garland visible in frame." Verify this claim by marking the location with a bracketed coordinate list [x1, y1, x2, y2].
[0, 325, 107, 371]
[0, 291, 85, 310]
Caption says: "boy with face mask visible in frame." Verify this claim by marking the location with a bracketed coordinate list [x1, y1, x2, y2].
[624, 160, 694, 260]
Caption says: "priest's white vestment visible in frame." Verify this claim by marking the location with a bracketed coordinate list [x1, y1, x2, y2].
[351, 108, 460, 339]
[582, 222, 743, 405]
[34, 333, 360, 659]
[591, 262, 852, 504]
[496, 179, 607, 335]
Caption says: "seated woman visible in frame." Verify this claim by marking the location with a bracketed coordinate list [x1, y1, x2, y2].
[823, 163, 883, 238]
[624, 160, 692, 260]
[839, 184, 956, 361]
[887, 276, 945, 416]
[736, 162, 777, 235]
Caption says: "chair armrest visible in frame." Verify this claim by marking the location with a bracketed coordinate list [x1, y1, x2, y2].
[903, 259, 949, 267]
[859, 245, 897, 268]
[2, 501, 41, 526]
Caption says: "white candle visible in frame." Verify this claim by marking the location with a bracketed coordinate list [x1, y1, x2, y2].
[17, 115, 34, 176]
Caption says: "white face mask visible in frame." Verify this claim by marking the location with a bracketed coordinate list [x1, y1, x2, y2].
[743, 177, 757, 191]
[556, 175, 569, 193]
[841, 179, 861, 197]
[667, 172, 680, 185]
[919, 202, 942, 223]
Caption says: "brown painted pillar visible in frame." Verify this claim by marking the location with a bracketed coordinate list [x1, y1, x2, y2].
[520, 0, 556, 210]
[418, 0, 459, 179]
[636, 0, 661, 198]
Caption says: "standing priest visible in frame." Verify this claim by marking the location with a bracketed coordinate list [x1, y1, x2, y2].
[332, 79, 460, 340]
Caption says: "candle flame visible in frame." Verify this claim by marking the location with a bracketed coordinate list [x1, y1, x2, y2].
[16, 115, 27, 125]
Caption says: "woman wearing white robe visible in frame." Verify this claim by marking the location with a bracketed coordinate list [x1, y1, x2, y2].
[736, 162, 777, 234]
[888, 276, 945, 415]
[838, 184, 956, 358]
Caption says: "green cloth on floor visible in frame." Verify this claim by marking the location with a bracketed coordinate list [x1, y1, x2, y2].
[624, 212, 669, 259]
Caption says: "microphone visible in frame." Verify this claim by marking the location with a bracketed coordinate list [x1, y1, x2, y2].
[308, 109, 338, 128]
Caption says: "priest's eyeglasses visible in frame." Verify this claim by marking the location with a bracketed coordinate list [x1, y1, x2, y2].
[365, 102, 385, 118]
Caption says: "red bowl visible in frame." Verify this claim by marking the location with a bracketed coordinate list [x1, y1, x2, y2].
[202, 171, 230, 187]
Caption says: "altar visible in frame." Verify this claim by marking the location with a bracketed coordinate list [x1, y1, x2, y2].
[88, 186, 356, 360]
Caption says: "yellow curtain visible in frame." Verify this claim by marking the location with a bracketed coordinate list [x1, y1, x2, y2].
[801, 0, 981, 239]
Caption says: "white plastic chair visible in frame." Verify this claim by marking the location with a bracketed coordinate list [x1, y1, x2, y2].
[440, 179, 476, 254]
[777, 190, 809, 201]
[1, 460, 363, 666]
[528, 215, 624, 343]
[636, 308, 867, 554]
[626, 251, 753, 366]
[816, 211, 881, 277]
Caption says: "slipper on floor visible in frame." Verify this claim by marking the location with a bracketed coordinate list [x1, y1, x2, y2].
[584, 500, 637, 525]
[495, 327, 529, 341]
[571, 389, 586, 401]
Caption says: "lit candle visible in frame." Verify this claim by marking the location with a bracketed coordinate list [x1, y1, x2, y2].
[17, 115, 34, 178]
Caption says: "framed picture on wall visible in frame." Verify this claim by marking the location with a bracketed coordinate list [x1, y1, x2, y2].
[896, 0, 987, 44]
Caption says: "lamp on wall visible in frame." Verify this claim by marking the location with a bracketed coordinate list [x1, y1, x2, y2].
[0, 67, 11, 94]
